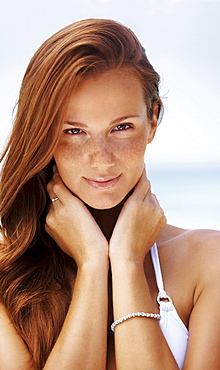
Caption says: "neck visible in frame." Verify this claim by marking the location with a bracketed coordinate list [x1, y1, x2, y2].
[86, 190, 133, 242]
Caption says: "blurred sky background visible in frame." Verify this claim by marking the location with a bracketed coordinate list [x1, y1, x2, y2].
[0, 0, 219, 229]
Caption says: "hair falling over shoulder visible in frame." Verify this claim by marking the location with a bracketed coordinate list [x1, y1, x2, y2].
[0, 18, 162, 369]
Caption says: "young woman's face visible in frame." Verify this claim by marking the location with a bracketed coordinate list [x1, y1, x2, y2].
[54, 68, 157, 209]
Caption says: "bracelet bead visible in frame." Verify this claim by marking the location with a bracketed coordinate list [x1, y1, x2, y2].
[111, 312, 161, 332]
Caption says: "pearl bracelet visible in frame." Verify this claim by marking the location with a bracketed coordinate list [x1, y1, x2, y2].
[111, 312, 162, 332]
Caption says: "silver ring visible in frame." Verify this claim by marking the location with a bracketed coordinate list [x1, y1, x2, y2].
[51, 197, 59, 203]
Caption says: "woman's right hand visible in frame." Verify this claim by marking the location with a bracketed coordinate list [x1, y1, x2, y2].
[45, 168, 108, 267]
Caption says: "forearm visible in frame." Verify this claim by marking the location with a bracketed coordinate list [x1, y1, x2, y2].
[111, 258, 178, 370]
[44, 259, 108, 370]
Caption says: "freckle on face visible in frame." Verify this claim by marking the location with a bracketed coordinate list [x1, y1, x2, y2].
[54, 69, 152, 209]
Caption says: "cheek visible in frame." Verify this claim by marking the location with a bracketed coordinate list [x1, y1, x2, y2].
[54, 130, 147, 171]
[54, 141, 83, 171]
[117, 132, 147, 164]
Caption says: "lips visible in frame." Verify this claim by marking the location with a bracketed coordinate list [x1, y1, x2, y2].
[84, 174, 121, 189]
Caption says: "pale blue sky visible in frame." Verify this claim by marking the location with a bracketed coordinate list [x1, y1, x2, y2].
[1, 0, 220, 164]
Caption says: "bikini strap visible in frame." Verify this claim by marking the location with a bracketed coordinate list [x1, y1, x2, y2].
[150, 243, 173, 304]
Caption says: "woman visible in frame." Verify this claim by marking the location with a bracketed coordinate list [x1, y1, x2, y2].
[0, 18, 220, 370]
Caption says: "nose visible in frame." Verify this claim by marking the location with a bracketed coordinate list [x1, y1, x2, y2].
[89, 136, 115, 168]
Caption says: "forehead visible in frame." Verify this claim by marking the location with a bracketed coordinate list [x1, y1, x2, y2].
[66, 68, 146, 122]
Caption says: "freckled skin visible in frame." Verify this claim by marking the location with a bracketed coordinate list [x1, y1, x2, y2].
[54, 69, 157, 209]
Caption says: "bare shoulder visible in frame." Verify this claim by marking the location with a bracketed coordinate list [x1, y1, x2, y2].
[159, 225, 220, 281]
[157, 226, 220, 321]
[175, 228, 220, 367]
[160, 224, 220, 251]
[0, 301, 34, 368]
[0, 301, 15, 332]
[184, 228, 220, 277]
[175, 226, 220, 258]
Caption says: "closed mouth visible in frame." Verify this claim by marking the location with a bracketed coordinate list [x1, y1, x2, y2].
[84, 175, 121, 189]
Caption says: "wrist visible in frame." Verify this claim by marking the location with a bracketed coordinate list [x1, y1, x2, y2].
[109, 241, 147, 268]
[110, 255, 144, 272]
[78, 253, 109, 271]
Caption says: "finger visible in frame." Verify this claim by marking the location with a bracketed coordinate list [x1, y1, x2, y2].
[47, 169, 82, 208]
[132, 168, 151, 201]
[48, 186, 63, 206]
[147, 193, 167, 226]
[146, 191, 160, 206]
[52, 164, 60, 180]
[46, 181, 59, 204]
[144, 191, 164, 217]
[47, 170, 64, 206]
[51, 197, 60, 204]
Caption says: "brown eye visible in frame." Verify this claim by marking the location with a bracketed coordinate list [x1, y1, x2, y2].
[113, 124, 132, 131]
[64, 128, 84, 135]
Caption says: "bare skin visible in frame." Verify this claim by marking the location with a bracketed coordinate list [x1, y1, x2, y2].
[1, 171, 220, 369]
[1, 69, 220, 369]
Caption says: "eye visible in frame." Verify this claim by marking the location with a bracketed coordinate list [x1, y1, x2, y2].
[113, 124, 133, 131]
[63, 128, 84, 135]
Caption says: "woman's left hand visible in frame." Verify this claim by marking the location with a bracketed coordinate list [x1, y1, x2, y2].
[109, 169, 167, 265]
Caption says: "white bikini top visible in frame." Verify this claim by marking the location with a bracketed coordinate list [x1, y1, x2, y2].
[150, 243, 189, 369]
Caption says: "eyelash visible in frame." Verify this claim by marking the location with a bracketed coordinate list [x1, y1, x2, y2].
[112, 124, 133, 131]
[63, 128, 84, 135]
[63, 123, 133, 135]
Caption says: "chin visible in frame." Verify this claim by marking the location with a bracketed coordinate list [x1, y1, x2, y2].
[85, 198, 121, 210]
[81, 191, 125, 210]
[82, 189, 134, 210]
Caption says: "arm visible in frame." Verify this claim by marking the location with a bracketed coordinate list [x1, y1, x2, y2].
[0, 303, 34, 370]
[110, 260, 178, 369]
[0, 262, 108, 370]
[182, 233, 220, 369]
[109, 170, 179, 369]
[44, 171, 109, 369]
[0, 171, 109, 370]
[44, 259, 108, 370]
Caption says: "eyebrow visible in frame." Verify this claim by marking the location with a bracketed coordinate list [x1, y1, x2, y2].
[64, 115, 141, 127]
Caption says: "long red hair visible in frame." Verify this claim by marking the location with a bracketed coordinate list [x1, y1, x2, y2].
[0, 18, 162, 369]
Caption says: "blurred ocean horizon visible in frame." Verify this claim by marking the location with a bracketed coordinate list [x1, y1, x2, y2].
[147, 162, 220, 231]
[0, 155, 219, 231]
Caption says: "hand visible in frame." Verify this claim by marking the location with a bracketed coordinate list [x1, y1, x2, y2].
[46, 168, 108, 267]
[109, 169, 167, 265]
